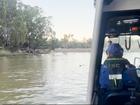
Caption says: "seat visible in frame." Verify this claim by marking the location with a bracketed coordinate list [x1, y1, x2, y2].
[104, 92, 130, 105]
[104, 90, 140, 105]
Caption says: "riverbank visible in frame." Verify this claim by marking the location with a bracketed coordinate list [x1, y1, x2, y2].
[0, 48, 91, 56]
[0, 49, 51, 56]
[0, 49, 28, 56]
[54, 48, 91, 52]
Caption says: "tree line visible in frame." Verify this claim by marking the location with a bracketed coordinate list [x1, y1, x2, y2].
[0, 0, 91, 53]
[48, 34, 92, 49]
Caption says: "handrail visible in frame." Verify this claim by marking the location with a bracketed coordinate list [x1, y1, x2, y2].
[125, 35, 131, 50]
[137, 40, 140, 48]
[134, 57, 140, 66]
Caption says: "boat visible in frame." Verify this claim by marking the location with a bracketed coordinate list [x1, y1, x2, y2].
[88, 0, 140, 105]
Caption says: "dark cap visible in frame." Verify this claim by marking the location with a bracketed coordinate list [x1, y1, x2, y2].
[106, 43, 124, 57]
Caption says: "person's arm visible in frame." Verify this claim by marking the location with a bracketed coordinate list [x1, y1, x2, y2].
[99, 65, 109, 89]
[123, 58, 136, 68]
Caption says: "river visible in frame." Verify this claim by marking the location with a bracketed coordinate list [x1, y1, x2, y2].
[0, 52, 140, 104]
[0, 52, 90, 104]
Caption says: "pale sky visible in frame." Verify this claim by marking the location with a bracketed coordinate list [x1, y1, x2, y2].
[21, 0, 95, 40]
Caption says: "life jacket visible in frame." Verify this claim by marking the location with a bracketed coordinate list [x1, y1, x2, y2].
[100, 57, 130, 90]
[104, 58, 130, 74]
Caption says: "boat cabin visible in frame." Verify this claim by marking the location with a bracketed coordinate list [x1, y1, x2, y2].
[88, 0, 140, 105]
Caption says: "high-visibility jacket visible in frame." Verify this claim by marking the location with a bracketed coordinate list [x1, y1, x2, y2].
[100, 57, 130, 89]
[104, 57, 130, 75]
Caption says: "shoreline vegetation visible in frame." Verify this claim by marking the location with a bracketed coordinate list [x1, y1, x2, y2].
[0, 0, 92, 54]
[0, 48, 91, 56]
[0, 48, 139, 56]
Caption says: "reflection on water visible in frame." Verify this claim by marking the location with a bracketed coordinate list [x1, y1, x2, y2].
[0, 52, 90, 104]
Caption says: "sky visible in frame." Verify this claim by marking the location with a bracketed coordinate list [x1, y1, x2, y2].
[21, 0, 95, 41]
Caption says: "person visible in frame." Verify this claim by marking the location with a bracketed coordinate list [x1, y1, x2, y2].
[100, 43, 130, 89]
[106, 40, 112, 50]
[99, 43, 139, 105]
[99, 43, 138, 90]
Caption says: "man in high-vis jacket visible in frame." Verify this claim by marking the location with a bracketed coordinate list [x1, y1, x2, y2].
[99, 43, 139, 105]
[100, 43, 138, 90]
[100, 43, 130, 89]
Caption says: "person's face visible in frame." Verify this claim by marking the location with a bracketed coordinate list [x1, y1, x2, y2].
[106, 52, 112, 58]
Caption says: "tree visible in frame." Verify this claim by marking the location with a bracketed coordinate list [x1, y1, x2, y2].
[22, 5, 54, 50]
[0, 0, 27, 50]
[10, 1, 27, 50]
[0, 0, 55, 52]
[61, 34, 74, 48]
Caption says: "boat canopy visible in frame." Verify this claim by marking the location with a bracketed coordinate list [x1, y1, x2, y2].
[103, 0, 140, 12]
[105, 15, 140, 37]
[94, 0, 140, 37]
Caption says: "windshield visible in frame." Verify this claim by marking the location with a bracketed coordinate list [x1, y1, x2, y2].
[102, 36, 140, 66]
[100, 35, 140, 92]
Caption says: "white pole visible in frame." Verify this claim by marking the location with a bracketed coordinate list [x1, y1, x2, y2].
[87, 0, 104, 104]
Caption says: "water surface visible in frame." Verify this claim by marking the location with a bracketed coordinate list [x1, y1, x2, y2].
[0, 52, 90, 104]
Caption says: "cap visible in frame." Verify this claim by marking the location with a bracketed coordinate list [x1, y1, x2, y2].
[106, 43, 124, 57]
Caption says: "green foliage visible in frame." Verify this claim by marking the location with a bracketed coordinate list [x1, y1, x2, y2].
[50, 34, 92, 49]
[0, 0, 91, 52]
[0, 0, 55, 51]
